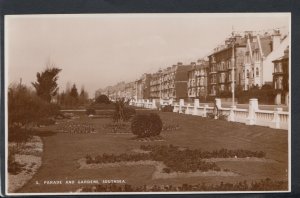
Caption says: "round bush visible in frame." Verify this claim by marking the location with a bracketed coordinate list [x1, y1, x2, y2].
[131, 113, 162, 138]
[96, 95, 110, 104]
[148, 113, 162, 136]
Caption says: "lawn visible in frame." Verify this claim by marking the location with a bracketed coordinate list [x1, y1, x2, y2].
[18, 110, 288, 193]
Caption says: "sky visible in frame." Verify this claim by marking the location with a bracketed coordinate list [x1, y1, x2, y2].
[5, 13, 290, 97]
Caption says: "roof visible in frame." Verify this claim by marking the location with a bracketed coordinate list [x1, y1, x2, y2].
[259, 36, 272, 56]
[272, 54, 289, 62]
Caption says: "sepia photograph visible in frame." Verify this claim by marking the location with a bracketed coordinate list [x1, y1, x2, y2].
[5, 13, 291, 195]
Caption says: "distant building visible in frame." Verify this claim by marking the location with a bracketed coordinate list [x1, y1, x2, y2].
[160, 62, 192, 100]
[187, 59, 209, 100]
[273, 46, 289, 105]
[124, 82, 135, 100]
[242, 29, 289, 90]
[208, 34, 247, 97]
[150, 70, 162, 99]
[135, 73, 151, 100]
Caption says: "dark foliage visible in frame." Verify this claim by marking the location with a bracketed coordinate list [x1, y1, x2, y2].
[86, 145, 265, 173]
[8, 84, 60, 127]
[112, 98, 135, 122]
[96, 95, 110, 104]
[131, 113, 162, 138]
[32, 66, 61, 102]
[161, 105, 174, 112]
[8, 127, 31, 143]
[236, 84, 276, 104]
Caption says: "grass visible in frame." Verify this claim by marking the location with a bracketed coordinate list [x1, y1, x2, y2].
[17, 110, 288, 193]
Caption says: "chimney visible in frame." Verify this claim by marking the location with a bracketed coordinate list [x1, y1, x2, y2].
[272, 29, 281, 51]
[177, 62, 183, 66]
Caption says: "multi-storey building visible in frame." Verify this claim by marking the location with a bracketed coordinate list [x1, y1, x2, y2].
[160, 62, 192, 100]
[150, 70, 162, 99]
[124, 82, 135, 100]
[208, 34, 247, 97]
[241, 29, 289, 90]
[273, 46, 289, 105]
[187, 59, 209, 100]
[135, 73, 151, 100]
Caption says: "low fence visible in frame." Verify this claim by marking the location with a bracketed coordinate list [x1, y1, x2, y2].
[130, 98, 289, 130]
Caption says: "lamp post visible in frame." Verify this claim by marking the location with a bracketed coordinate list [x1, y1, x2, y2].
[231, 34, 236, 107]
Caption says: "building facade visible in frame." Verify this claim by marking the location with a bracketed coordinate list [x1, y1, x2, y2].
[124, 82, 135, 100]
[160, 62, 192, 100]
[187, 59, 209, 100]
[208, 34, 247, 97]
[273, 46, 289, 105]
[135, 73, 151, 100]
[241, 30, 289, 90]
[150, 71, 162, 99]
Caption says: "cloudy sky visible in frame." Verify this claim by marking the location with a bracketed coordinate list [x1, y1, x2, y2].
[5, 13, 290, 97]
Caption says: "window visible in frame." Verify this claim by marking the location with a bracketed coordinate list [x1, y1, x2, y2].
[256, 67, 259, 77]
[246, 70, 250, 78]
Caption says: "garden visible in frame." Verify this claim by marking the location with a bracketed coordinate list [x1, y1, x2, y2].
[14, 103, 288, 193]
[7, 74, 288, 193]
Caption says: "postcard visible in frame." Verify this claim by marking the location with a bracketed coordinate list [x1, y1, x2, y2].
[5, 13, 291, 195]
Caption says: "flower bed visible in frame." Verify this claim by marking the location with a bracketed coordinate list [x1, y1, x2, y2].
[103, 122, 131, 134]
[84, 145, 266, 173]
[56, 121, 96, 134]
[8, 136, 43, 193]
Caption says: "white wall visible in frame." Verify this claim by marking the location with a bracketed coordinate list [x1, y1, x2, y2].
[262, 35, 289, 84]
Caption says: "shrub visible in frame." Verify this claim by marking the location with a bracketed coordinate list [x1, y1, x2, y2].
[131, 113, 162, 138]
[96, 95, 110, 104]
[86, 108, 96, 115]
[112, 98, 135, 122]
[161, 105, 174, 112]
[123, 107, 136, 120]
[8, 126, 31, 143]
[148, 113, 162, 136]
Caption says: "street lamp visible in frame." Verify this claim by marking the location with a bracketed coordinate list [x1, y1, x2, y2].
[231, 34, 236, 107]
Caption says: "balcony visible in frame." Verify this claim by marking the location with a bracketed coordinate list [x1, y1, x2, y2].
[210, 80, 217, 85]
[209, 69, 217, 74]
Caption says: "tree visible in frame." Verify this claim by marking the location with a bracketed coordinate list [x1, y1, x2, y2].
[32, 66, 61, 102]
[70, 84, 79, 98]
[69, 84, 79, 107]
[79, 86, 89, 105]
[8, 83, 59, 127]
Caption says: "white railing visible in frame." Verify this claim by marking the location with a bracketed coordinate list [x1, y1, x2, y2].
[130, 98, 289, 130]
